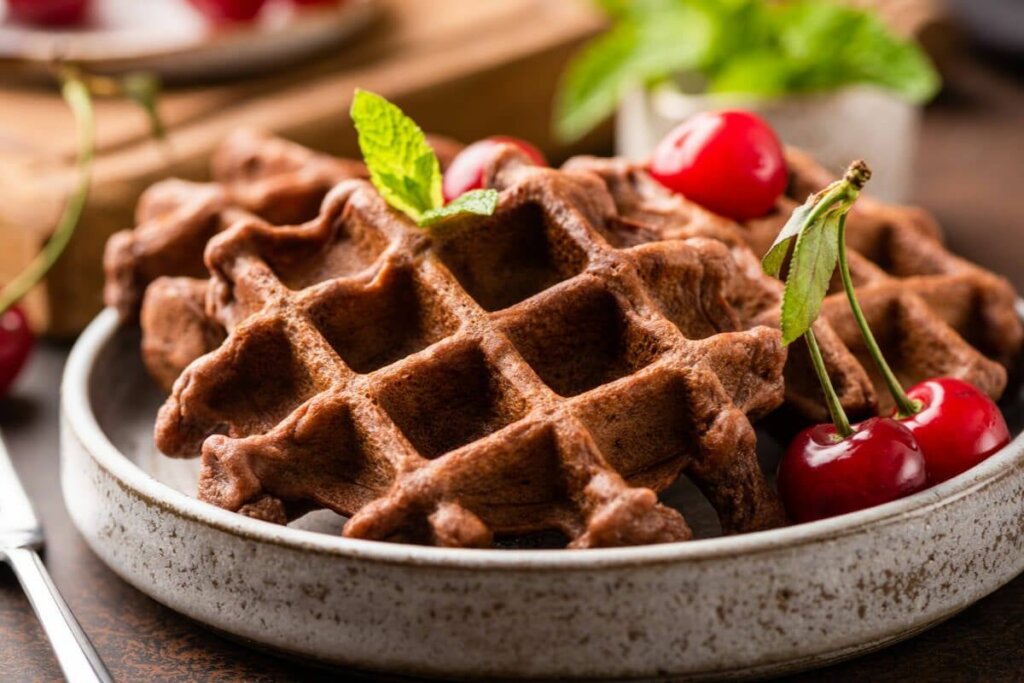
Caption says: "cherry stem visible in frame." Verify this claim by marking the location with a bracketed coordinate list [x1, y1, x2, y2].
[800, 160, 869, 228]
[834, 183, 919, 419]
[0, 75, 94, 316]
[804, 327, 853, 438]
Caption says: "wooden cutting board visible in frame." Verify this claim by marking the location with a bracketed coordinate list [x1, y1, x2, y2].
[0, 0, 606, 336]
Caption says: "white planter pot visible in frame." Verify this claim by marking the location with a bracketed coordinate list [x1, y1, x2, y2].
[616, 84, 921, 203]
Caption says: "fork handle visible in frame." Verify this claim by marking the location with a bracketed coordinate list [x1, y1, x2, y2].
[4, 547, 113, 683]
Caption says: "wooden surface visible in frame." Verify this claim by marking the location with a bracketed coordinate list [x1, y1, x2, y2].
[0, 0, 605, 336]
[2, 50, 1024, 683]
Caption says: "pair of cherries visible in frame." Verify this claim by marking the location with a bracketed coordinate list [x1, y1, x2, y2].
[781, 379, 1009, 522]
[441, 111, 1012, 526]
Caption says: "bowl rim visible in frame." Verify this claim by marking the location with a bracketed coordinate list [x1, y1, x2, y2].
[62, 306, 1024, 570]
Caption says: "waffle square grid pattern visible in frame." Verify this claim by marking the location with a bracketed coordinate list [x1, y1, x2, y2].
[150, 157, 788, 548]
[563, 149, 1022, 422]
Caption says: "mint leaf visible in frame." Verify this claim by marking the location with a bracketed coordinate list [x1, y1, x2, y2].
[554, 1, 712, 143]
[840, 11, 940, 104]
[779, 208, 842, 345]
[762, 198, 815, 277]
[699, 0, 774, 72]
[350, 89, 498, 227]
[707, 50, 792, 96]
[421, 189, 499, 227]
[350, 89, 442, 223]
[768, 2, 939, 103]
[554, 23, 641, 144]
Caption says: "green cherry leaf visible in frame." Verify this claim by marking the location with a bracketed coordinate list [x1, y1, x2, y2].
[779, 207, 843, 345]
[762, 197, 815, 277]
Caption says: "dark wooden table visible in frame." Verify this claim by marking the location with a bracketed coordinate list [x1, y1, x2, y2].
[3, 51, 1024, 682]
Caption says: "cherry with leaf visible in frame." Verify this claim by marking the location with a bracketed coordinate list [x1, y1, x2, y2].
[764, 160, 1008, 522]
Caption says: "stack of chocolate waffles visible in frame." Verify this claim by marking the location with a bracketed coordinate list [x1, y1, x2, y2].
[104, 130, 1022, 549]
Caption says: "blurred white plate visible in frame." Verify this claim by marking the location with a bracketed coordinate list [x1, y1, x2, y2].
[0, 0, 377, 80]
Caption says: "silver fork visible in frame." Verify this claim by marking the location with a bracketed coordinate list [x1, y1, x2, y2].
[0, 433, 113, 683]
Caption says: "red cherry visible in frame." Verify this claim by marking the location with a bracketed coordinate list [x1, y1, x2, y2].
[6, 0, 89, 27]
[649, 110, 788, 221]
[186, 0, 267, 23]
[778, 417, 927, 523]
[0, 306, 34, 397]
[896, 377, 1010, 485]
[442, 136, 547, 203]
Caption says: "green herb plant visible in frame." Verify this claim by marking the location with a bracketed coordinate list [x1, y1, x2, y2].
[762, 159, 921, 436]
[555, 0, 940, 143]
[350, 89, 498, 227]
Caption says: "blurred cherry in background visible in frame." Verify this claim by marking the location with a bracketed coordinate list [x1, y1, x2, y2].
[0, 307, 34, 397]
[7, 0, 90, 26]
[186, 0, 267, 23]
[186, 0, 345, 24]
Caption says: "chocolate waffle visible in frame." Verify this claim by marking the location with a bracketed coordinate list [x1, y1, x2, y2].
[104, 129, 366, 390]
[563, 149, 1022, 419]
[107, 130, 471, 391]
[151, 160, 788, 548]
[105, 128, 368, 320]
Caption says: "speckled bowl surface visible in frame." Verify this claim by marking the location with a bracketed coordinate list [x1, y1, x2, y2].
[60, 308, 1024, 681]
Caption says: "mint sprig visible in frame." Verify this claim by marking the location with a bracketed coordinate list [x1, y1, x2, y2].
[350, 89, 498, 227]
[762, 161, 869, 346]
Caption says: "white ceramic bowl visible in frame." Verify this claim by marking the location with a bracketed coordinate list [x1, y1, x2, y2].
[60, 308, 1024, 680]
